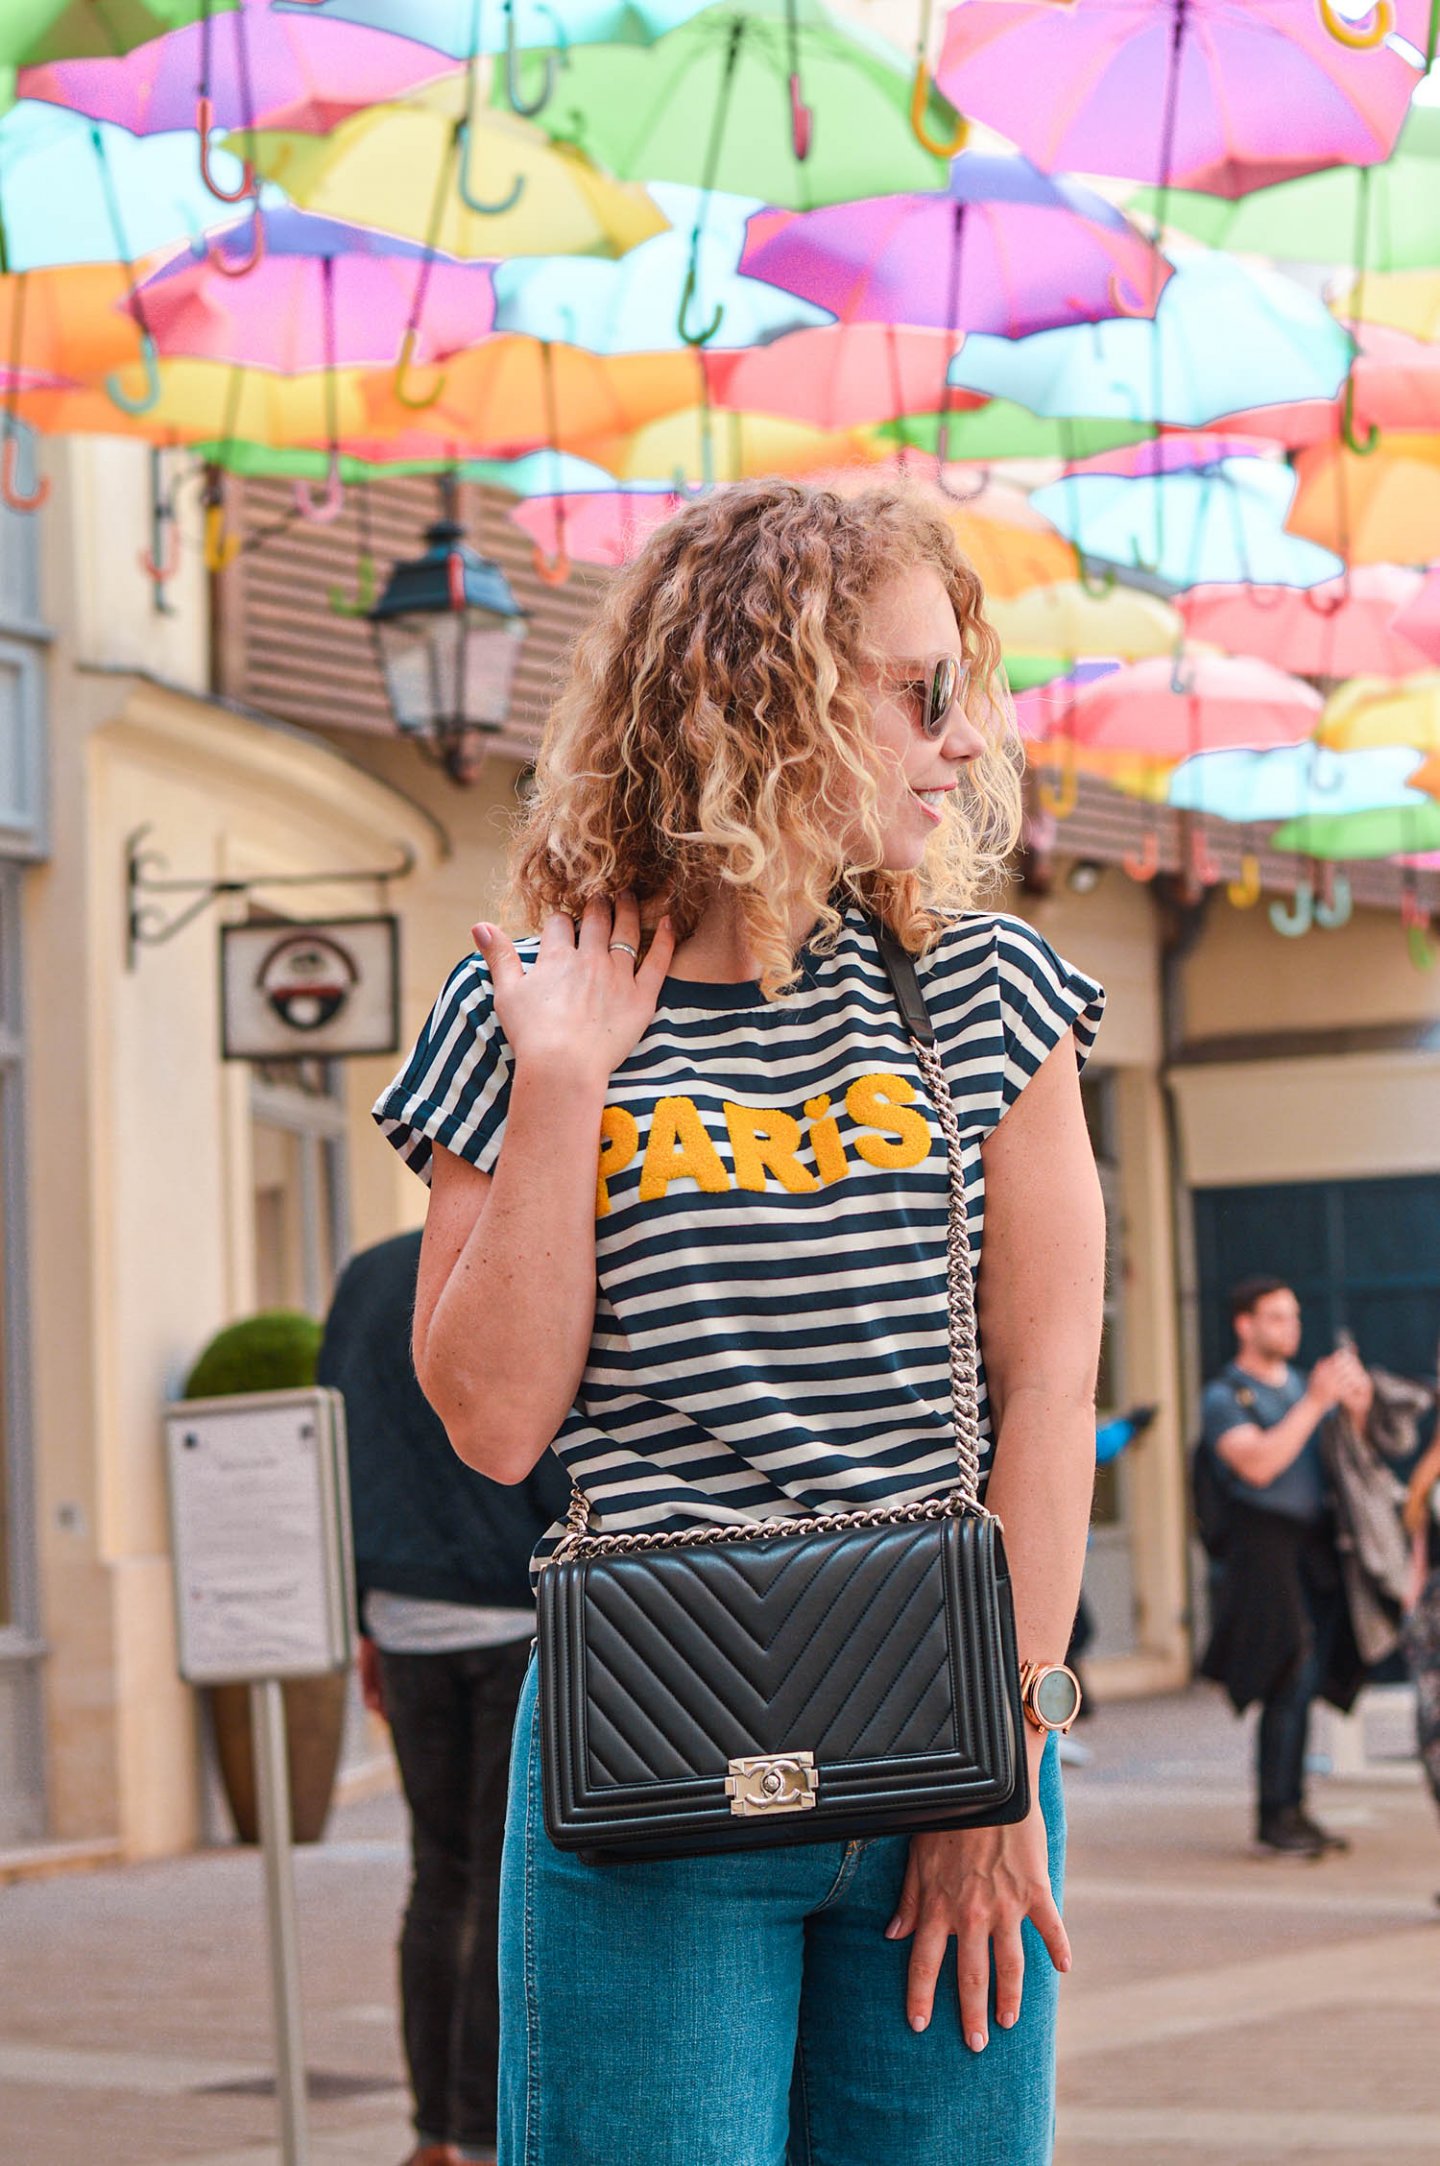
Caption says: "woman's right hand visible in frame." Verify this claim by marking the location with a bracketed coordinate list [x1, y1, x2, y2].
[471, 895, 675, 1090]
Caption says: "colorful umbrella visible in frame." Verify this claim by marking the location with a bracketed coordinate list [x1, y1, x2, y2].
[1032, 459, 1345, 590]
[1168, 741, 1434, 821]
[271, 0, 712, 61]
[1176, 567, 1431, 680]
[1319, 674, 1440, 753]
[1332, 268, 1440, 342]
[988, 581, 1180, 665]
[358, 337, 703, 456]
[871, 402, 1151, 466]
[0, 2, 234, 67]
[13, 355, 374, 444]
[241, 81, 667, 263]
[948, 254, 1351, 429]
[511, 487, 688, 565]
[737, 153, 1169, 338]
[0, 261, 155, 378]
[1272, 803, 1440, 858]
[1288, 435, 1440, 566]
[19, 8, 455, 138]
[570, 402, 882, 484]
[705, 324, 979, 431]
[935, 0, 1428, 197]
[137, 206, 497, 372]
[936, 480, 1078, 600]
[513, 0, 964, 212]
[493, 183, 824, 353]
[1060, 432, 1278, 480]
[1393, 567, 1440, 665]
[0, 103, 252, 271]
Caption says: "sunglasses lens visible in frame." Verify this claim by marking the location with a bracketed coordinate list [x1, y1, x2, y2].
[928, 656, 960, 735]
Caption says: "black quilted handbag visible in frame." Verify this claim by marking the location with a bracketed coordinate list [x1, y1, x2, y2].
[536, 922, 1029, 1863]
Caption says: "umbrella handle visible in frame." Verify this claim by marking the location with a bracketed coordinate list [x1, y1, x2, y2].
[138, 523, 180, 584]
[504, 2, 560, 118]
[329, 553, 377, 618]
[1269, 883, 1315, 937]
[1314, 868, 1352, 930]
[1189, 823, 1221, 889]
[1107, 269, 1157, 320]
[457, 122, 526, 217]
[294, 452, 345, 525]
[678, 256, 725, 349]
[533, 541, 573, 585]
[1408, 920, 1437, 971]
[908, 60, 967, 159]
[197, 96, 258, 206]
[1340, 373, 1379, 458]
[207, 210, 266, 280]
[788, 75, 814, 163]
[1315, 0, 1392, 50]
[1227, 854, 1262, 909]
[393, 327, 448, 411]
[105, 332, 162, 417]
[1123, 833, 1160, 882]
[1076, 557, 1117, 600]
[203, 501, 242, 574]
[0, 432, 48, 514]
[1037, 757, 1078, 819]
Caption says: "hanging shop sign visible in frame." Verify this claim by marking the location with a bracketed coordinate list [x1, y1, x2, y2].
[220, 914, 400, 1061]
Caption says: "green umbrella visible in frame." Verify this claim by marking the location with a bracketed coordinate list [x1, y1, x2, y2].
[1271, 803, 1440, 861]
[1002, 653, 1071, 693]
[2, 1, 233, 67]
[875, 403, 1151, 464]
[509, 0, 961, 215]
[1127, 108, 1440, 270]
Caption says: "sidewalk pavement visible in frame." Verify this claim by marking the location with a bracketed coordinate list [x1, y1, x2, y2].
[2, 1686, 1438, 2166]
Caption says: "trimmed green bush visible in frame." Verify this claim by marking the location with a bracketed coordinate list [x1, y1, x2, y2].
[185, 1310, 322, 1399]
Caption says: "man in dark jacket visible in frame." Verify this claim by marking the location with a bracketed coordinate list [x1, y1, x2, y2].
[320, 1232, 568, 2166]
[1199, 1276, 1371, 1860]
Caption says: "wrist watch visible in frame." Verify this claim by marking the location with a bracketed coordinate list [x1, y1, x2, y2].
[1018, 1660, 1083, 1735]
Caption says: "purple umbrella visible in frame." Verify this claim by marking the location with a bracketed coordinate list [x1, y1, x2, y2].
[935, 0, 1428, 199]
[739, 155, 1169, 338]
[137, 207, 497, 373]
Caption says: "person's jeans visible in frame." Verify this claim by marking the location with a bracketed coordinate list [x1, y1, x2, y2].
[380, 1635, 533, 2156]
[499, 1656, 1065, 2166]
[1256, 1533, 1345, 1822]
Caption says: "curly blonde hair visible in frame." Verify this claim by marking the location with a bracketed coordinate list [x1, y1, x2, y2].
[506, 477, 1023, 993]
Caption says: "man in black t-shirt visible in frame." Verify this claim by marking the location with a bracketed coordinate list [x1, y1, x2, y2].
[1200, 1276, 1373, 1858]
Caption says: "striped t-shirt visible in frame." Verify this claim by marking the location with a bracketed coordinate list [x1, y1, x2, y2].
[374, 907, 1104, 1571]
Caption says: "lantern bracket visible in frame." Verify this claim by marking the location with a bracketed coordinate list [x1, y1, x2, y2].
[125, 825, 416, 971]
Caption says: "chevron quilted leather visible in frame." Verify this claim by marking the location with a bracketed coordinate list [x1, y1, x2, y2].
[537, 1509, 1029, 1863]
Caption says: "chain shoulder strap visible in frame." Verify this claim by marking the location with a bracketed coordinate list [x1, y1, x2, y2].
[550, 918, 984, 1561]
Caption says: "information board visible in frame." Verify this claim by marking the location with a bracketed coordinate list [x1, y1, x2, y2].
[165, 1387, 354, 1686]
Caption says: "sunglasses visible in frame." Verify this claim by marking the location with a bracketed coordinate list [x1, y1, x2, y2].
[917, 653, 967, 738]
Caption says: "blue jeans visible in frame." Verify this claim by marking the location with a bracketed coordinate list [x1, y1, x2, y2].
[499, 1657, 1065, 2165]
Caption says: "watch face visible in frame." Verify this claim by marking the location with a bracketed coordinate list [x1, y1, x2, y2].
[1034, 1667, 1081, 1729]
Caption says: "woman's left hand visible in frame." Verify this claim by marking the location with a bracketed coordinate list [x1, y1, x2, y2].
[886, 1800, 1069, 2049]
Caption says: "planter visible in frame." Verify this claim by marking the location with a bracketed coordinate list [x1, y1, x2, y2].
[208, 1670, 349, 1845]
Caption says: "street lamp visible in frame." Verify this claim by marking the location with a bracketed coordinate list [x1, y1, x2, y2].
[368, 483, 527, 784]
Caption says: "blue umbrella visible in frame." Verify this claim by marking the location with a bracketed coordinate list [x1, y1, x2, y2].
[275, 0, 711, 60]
[949, 253, 1351, 429]
[0, 104, 258, 271]
[494, 183, 827, 352]
[1167, 742, 1432, 823]
[1030, 459, 1345, 590]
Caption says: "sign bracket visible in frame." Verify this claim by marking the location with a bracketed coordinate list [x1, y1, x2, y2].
[125, 825, 415, 970]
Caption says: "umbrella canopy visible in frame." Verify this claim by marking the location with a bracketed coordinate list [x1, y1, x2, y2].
[1168, 741, 1433, 821]
[267, 0, 712, 60]
[511, 487, 688, 565]
[1043, 652, 1322, 758]
[1319, 674, 1440, 753]
[241, 81, 667, 262]
[357, 336, 702, 455]
[1272, 803, 1440, 858]
[988, 581, 1180, 663]
[948, 254, 1351, 429]
[737, 153, 1169, 338]
[512, 0, 964, 211]
[1060, 432, 1277, 479]
[1332, 268, 1440, 342]
[873, 402, 1149, 465]
[0, 260, 155, 377]
[937, 480, 1079, 599]
[13, 356, 374, 443]
[570, 404, 883, 484]
[19, 8, 455, 136]
[1031, 459, 1345, 590]
[705, 323, 978, 431]
[493, 183, 824, 354]
[1288, 435, 1440, 566]
[0, 103, 252, 270]
[0, 1, 233, 67]
[1392, 567, 1440, 666]
[1176, 567, 1431, 679]
[138, 206, 497, 371]
[935, 0, 1426, 197]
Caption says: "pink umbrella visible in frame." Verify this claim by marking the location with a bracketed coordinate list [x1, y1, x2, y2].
[512, 490, 686, 567]
[704, 324, 983, 430]
[1393, 566, 1440, 666]
[19, 3, 455, 139]
[1026, 653, 1322, 759]
[936, 0, 1428, 197]
[137, 206, 496, 372]
[1178, 566, 1430, 679]
[1060, 432, 1277, 480]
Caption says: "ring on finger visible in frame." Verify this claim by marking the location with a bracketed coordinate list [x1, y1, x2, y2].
[609, 940, 639, 961]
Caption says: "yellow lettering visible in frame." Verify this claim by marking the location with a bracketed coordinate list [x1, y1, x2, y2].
[595, 1105, 639, 1218]
[638, 1096, 731, 1202]
[846, 1072, 932, 1170]
[724, 1102, 820, 1194]
[804, 1094, 850, 1186]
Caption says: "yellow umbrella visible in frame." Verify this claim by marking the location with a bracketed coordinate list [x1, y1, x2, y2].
[1288, 435, 1440, 565]
[14, 358, 372, 445]
[240, 84, 667, 264]
[573, 407, 886, 487]
[1318, 673, 1440, 753]
[1032, 744, 1177, 804]
[1330, 269, 1440, 343]
[359, 338, 702, 456]
[987, 580, 1179, 661]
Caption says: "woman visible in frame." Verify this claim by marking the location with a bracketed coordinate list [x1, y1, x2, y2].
[1401, 1433, 1440, 1862]
[375, 479, 1106, 2165]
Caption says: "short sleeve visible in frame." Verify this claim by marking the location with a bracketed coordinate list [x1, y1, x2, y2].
[372, 954, 511, 1186]
[992, 914, 1105, 1113]
[1201, 1377, 1249, 1452]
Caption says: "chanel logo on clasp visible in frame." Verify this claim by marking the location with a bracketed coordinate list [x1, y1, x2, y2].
[724, 1752, 818, 1816]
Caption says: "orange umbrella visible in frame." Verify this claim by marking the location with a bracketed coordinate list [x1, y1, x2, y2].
[1288, 434, 1440, 564]
[936, 478, 1078, 600]
[359, 338, 702, 458]
[0, 263, 154, 381]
